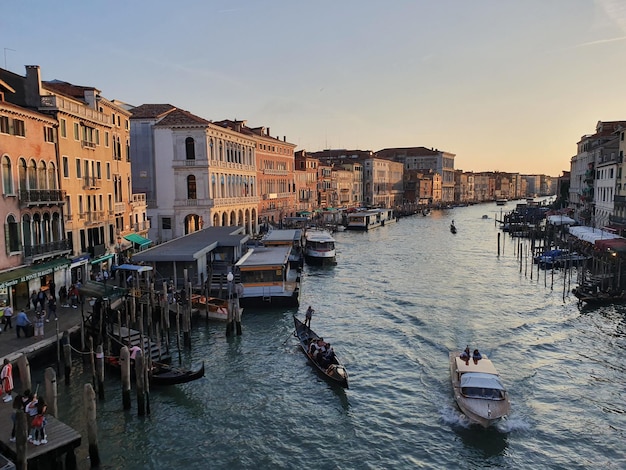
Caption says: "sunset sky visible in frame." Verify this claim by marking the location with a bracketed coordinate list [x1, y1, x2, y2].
[2, 0, 626, 176]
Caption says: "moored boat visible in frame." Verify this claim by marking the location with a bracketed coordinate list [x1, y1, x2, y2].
[304, 228, 336, 266]
[151, 362, 205, 386]
[235, 245, 301, 308]
[293, 315, 348, 388]
[191, 295, 230, 321]
[346, 208, 396, 231]
[449, 351, 510, 427]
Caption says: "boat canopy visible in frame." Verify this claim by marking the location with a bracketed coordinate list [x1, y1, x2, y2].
[460, 372, 505, 391]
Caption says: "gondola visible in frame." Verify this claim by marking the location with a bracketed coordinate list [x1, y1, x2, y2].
[293, 315, 349, 388]
[151, 361, 205, 386]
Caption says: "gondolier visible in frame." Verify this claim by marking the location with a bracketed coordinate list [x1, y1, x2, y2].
[305, 306, 315, 327]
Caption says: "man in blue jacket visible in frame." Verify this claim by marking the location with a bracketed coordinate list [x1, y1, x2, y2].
[15, 310, 31, 338]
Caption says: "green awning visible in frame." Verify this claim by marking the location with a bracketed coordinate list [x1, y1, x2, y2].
[90, 253, 115, 265]
[0, 258, 70, 289]
[124, 233, 152, 248]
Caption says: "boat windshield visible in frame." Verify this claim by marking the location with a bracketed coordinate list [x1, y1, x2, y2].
[461, 387, 505, 400]
[460, 372, 506, 399]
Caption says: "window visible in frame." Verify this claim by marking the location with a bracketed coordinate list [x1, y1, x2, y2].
[185, 137, 195, 160]
[6, 214, 20, 253]
[105, 131, 109, 147]
[76, 158, 82, 178]
[95, 129, 100, 145]
[62, 156, 69, 178]
[0, 116, 8, 134]
[73, 122, 79, 140]
[2, 156, 13, 195]
[187, 175, 197, 199]
[162, 217, 172, 230]
[44, 126, 55, 143]
[13, 119, 25, 137]
[106, 162, 111, 179]
[60, 119, 67, 138]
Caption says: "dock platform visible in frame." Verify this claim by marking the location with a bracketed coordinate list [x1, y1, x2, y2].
[0, 401, 81, 468]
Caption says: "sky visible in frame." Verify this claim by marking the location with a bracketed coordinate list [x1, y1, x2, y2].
[2, 0, 626, 176]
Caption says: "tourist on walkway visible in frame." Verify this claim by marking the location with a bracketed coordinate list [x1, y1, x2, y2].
[34, 313, 44, 340]
[37, 289, 46, 311]
[58, 285, 68, 307]
[30, 291, 38, 310]
[1, 359, 13, 402]
[9, 389, 32, 442]
[45, 296, 57, 323]
[2, 304, 13, 330]
[15, 310, 31, 338]
[31, 397, 47, 445]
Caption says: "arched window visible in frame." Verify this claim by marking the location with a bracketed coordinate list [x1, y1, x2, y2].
[185, 137, 195, 160]
[21, 214, 31, 250]
[47, 162, 57, 190]
[18, 159, 27, 191]
[42, 212, 51, 244]
[51, 212, 61, 242]
[2, 156, 13, 195]
[37, 161, 47, 189]
[27, 160, 37, 190]
[32, 213, 42, 245]
[6, 214, 20, 253]
[209, 139, 214, 160]
[211, 174, 216, 199]
[187, 175, 197, 199]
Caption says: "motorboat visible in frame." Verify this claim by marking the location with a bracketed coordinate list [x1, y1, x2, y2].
[449, 351, 510, 427]
[304, 228, 336, 266]
[346, 208, 396, 230]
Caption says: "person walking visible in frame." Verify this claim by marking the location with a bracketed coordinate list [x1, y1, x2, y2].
[9, 389, 32, 442]
[15, 309, 31, 338]
[30, 290, 38, 311]
[45, 295, 57, 323]
[2, 304, 13, 330]
[1, 359, 13, 402]
[31, 397, 47, 445]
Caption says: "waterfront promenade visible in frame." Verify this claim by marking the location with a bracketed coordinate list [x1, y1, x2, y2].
[0, 303, 84, 365]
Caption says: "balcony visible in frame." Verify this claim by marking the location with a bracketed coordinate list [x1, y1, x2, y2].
[131, 220, 151, 232]
[79, 211, 105, 225]
[40, 95, 110, 125]
[19, 189, 66, 207]
[131, 193, 147, 209]
[114, 202, 126, 215]
[24, 239, 72, 261]
[81, 140, 96, 149]
[262, 169, 289, 176]
[173, 158, 209, 168]
[173, 198, 213, 207]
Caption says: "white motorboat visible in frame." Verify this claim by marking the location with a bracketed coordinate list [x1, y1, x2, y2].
[304, 228, 336, 266]
[449, 351, 510, 427]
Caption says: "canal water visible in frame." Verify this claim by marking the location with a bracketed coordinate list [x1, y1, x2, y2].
[33, 201, 625, 469]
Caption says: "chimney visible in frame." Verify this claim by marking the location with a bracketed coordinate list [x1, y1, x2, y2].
[267, 127, 270, 137]
[283, 136, 286, 142]
[25, 65, 42, 108]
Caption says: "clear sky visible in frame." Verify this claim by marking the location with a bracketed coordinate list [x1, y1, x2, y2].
[2, 1, 626, 176]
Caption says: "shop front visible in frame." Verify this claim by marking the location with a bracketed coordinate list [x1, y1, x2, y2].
[0, 258, 70, 310]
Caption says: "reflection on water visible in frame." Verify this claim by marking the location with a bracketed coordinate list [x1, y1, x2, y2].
[22, 200, 626, 469]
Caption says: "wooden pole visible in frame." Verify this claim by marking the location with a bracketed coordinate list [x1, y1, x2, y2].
[120, 346, 131, 410]
[15, 410, 28, 470]
[45, 367, 58, 418]
[17, 354, 31, 393]
[88, 336, 96, 389]
[63, 338, 72, 386]
[96, 344, 105, 400]
[135, 351, 146, 416]
[84, 383, 100, 468]
[175, 303, 181, 364]
[497, 232, 500, 257]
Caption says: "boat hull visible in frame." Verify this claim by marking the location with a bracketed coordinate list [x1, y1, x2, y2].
[449, 352, 510, 427]
[293, 315, 348, 388]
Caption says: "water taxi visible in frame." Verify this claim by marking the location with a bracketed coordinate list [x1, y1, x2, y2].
[449, 351, 510, 427]
[346, 208, 396, 231]
[304, 228, 336, 266]
[235, 245, 301, 308]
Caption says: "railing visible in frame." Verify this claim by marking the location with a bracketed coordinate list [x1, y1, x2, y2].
[83, 176, 102, 189]
[19, 189, 66, 205]
[81, 140, 96, 149]
[131, 193, 147, 205]
[24, 239, 72, 258]
[172, 159, 209, 167]
[132, 220, 151, 232]
[114, 202, 126, 214]
[212, 196, 260, 206]
[40, 95, 110, 125]
[262, 169, 289, 175]
[173, 198, 213, 207]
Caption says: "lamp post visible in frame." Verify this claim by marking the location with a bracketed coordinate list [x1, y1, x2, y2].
[226, 271, 234, 336]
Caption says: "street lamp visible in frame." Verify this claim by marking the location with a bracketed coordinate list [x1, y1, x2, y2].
[226, 271, 234, 336]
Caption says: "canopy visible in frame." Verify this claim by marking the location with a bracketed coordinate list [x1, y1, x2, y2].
[115, 264, 153, 273]
[547, 215, 576, 226]
[124, 233, 152, 248]
[568, 226, 622, 244]
[460, 372, 505, 391]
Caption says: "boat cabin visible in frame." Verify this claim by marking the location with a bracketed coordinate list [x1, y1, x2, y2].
[453, 356, 506, 400]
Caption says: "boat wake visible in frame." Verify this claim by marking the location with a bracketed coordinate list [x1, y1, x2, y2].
[497, 416, 532, 433]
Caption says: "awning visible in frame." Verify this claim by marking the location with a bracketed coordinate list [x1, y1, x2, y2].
[0, 258, 70, 289]
[90, 253, 115, 265]
[124, 233, 152, 248]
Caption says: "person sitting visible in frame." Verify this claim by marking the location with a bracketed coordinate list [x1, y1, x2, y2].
[472, 349, 482, 363]
[320, 345, 335, 368]
[459, 346, 470, 361]
[308, 339, 319, 357]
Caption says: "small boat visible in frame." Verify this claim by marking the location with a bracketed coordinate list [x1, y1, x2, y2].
[449, 351, 510, 427]
[572, 286, 626, 306]
[191, 295, 230, 321]
[496, 198, 508, 206]
[293, 315, 348, 388]
[450, 221, 457, 234]
[151, 362, 205, 386]
[482, 215, 489, 219]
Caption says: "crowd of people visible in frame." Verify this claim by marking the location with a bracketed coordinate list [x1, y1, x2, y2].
[307, 337, 336, 369]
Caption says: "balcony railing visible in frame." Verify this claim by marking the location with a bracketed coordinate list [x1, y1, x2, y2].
[24, 239, 72, 259]
[173, 198, 213, 207]
[132, 220, 151, 232]
[19, 189, 66, 206]
[83, 176, 102, 189]
[40, 95, 110, 125]
[173, 159, 209, 168]
[114, 202, 126, 214]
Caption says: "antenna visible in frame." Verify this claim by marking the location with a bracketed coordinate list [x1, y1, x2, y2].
[3, 48, 16, 69]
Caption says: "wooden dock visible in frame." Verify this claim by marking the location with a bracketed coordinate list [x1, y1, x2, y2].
[0, 400, 81, 468]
